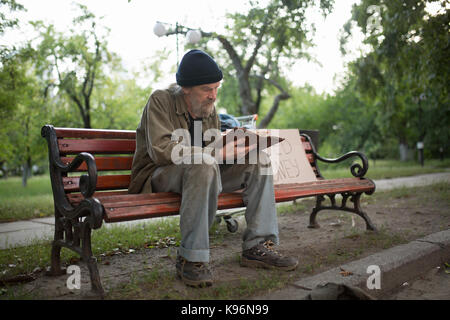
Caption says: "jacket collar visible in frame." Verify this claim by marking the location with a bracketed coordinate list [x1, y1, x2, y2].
[174, 93, 189, 116]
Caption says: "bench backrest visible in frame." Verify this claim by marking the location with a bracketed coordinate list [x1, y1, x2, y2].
[45, 126, 320, 195]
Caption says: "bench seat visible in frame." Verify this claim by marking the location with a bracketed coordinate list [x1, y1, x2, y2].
[66, 178, 375, 223]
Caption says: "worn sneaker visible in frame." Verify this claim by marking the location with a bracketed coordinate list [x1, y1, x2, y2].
[176, 255, 213, 287]
[241, 240, 298, 271]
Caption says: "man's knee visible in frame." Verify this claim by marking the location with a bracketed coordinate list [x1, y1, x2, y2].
[184, 159, 220, 185]
[246, 152, 273, 177]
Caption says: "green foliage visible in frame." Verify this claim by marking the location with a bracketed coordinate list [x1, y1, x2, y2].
[341, 0, 449, 157]
[0, 45, 52, 182]
[0, 0, 24, 34]
[31, 4, 120, 128]
[0, 3, 165, 177]
[91, 75, 149, 130]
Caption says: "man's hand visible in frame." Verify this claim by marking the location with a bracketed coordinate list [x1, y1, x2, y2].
[218, 127, 256, 161]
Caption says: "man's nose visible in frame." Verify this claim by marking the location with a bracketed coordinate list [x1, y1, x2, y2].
[209, 89, 218, 100]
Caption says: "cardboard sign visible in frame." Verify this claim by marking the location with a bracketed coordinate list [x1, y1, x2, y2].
[253, 129, 317, 184]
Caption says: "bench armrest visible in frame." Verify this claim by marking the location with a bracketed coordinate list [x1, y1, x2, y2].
[61, 152, 98, 198]
[301, 133, 369, 178]
[42, 125, 98, 198]
[42, 125, 103, 229]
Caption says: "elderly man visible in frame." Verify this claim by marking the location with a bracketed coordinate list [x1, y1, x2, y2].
[129, 49, 297, 287]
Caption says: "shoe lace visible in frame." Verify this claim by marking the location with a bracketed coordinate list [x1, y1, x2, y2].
[258, 240, 282, 257]
[193, 261, 211, 275]
[179, 256, 209, 273]
[194, 262, 207, 270]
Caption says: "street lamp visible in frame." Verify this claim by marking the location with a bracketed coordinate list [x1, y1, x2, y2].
[414, 93, 427, 167]
[153, 21, 204, 67]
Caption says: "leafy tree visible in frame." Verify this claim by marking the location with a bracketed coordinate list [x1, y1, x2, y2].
[0, 0, 25, 118]
[0, 0, 24, 34]
[92, 74, 151, 130]
[32, 4, 119, 128]
[341, 0, 449, 158]
[0, 45, 51, 184]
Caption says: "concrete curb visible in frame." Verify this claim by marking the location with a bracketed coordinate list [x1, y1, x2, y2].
[253, 229, 450, 300]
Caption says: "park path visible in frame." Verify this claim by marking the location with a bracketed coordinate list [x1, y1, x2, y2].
[0, 172, 449, 249]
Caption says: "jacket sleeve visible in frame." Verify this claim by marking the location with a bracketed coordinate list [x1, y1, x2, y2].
[143, 91, 178, 165]
[144, 90, 203, 165]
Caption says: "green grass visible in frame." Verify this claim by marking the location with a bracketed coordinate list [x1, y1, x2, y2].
[0, 217, 182, 281]
[319, 158, 450, 180]
[0, 176, 53, 222]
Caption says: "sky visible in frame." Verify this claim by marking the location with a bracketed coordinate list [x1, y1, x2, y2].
[2, 0, 365, 95]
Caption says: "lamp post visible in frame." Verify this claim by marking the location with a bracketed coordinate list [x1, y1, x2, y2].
[414, 93, 427, 167]
[153, 21, 204, 67]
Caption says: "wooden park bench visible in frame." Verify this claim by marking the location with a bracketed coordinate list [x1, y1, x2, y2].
[41, 124, 376, 296]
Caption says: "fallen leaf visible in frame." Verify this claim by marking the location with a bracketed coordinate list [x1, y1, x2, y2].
[339, 267, 353, 277]
[330, 220, 342, 227]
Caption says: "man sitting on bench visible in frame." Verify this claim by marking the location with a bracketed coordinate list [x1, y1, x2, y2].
[128, 49, 298, 287]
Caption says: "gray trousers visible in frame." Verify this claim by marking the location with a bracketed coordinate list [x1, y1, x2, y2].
[151, 153, 279, 262]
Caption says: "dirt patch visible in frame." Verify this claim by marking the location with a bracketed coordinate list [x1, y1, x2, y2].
[2, 183, 449, 299]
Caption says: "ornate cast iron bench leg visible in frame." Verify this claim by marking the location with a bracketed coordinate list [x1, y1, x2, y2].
[46, 210, 105, 298]
[47, 207, 65, 276]
[308, 193, 377, 231]
[308, 195, 325, 229]
[350, 193, 377, 231]
[81, 224, 105, 297]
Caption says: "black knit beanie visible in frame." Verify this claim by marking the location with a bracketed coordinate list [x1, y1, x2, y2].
[176, 49, 223, 86]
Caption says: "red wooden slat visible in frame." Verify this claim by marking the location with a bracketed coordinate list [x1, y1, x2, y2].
[103, 192, 245, 223]
[67, 190, 129, 204]
[96, 178, 374, 223]
[60, 156, 133, 172]
[306, 153, 315, 163]
[63, 175, 131, 193]
[58, 139, 135, 155]
[104, 204, 181, 222]
[54, 127, 135, 140]
[273, 180, 374, 203]
[273, 178, 374, 190]
[99, 191, 244, 210]
[302, 141, 312, 151]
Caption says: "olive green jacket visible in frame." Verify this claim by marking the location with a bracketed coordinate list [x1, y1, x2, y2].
[128, 88, 220, 194]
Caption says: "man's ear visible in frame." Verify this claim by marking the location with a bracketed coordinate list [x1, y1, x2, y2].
[181, 86, 191, 95]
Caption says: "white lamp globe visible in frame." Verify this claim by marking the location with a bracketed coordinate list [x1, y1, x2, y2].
[186, 29, 202, 44]
[153, 22, 167, 37]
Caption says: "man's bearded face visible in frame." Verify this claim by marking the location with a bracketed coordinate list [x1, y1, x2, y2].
[184, 82, 221, 118]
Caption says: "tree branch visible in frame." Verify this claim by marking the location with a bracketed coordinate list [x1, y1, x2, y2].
[216, 34, 256, 115]
[244, 21, 268, 74]
[253, 75, 291, 128]
[254, 54, 273, 113]
[216, 35, 244, 74]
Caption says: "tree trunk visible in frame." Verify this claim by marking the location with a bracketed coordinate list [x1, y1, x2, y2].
[84, 112, 91, 129]
[0, 160, 8, 179]
[258, 92, 290, 128]
[254, 75, 291, 128]
[398, 142, 410, 161]
[22, 156, 32, 187]
[216, 35, 256, 115]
